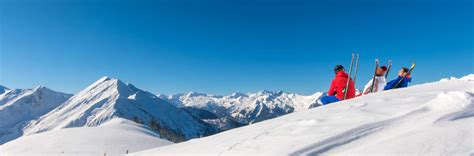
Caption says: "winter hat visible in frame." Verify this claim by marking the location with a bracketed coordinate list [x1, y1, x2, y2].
[380, 66, 388, 71]
[334, 65, 344, 74]
[402, 67, 409, 73]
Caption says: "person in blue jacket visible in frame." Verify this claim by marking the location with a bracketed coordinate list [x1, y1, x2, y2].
[384, 67, 412, 90]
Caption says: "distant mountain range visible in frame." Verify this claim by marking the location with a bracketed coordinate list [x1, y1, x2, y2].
[158, 90, 322, 130]
[0, 77, 323, 144]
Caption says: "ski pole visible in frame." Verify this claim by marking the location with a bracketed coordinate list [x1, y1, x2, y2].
[370, 59, 379, 93]
[353, 53, 360, 87]
[394, 62, 416, 88]
[344, 53, 355, 100]
[385, 60, 392, 78]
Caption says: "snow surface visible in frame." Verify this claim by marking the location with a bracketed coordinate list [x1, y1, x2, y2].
[1, 118, 173, 156]
[23, 77, 216, 140]
[0, 86, 71, 144]
[131, 74, 474, 156]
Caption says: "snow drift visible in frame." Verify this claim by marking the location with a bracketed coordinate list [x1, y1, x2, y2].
[1, 118, 173, 156]
[131, 74, 474, 156]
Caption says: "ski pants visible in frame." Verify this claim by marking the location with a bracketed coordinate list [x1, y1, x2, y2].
[319, 96, 340, 105]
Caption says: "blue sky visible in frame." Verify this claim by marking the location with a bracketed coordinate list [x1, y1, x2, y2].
[1, 0, 472, 95]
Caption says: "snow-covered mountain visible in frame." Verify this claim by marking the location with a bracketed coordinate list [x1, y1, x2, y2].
[23, 77, 217, 142]
[131, 74, 474, 156]
[0, 85, 9, 95]
[2, 118, 173, 156]
[179, 106, 246, 131]
[158, 91, 323, 130]
[0, 86, 71, 144]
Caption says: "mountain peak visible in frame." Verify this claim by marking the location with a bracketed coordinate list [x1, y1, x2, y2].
[71, 76, 137, 103]
[89, 76, 114, 87]
[89, 76, 125, 87]
[186, 92, 208, 97]
[229, 92, 247, 98]
[89, 76, 128, 89]
[33, 85, 49, 91]
[258, 90, 273, 94]
[0, 85, 9, 90]
[0, 85, 10, 94]
[256, 90, 280, 96]
[98, 76, 112, 82]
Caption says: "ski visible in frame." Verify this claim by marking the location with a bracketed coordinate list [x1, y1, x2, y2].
[385, 60, 392, 78]
[353, 53, 360, 87]
[369, 59, 379, 93]
[394, 62, 416, 88]
[343, 53, 355, 100]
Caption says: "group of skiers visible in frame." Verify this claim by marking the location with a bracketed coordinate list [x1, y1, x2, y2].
[318, 64, 412, 105]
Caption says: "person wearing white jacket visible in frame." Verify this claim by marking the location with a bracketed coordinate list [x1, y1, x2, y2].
[362, 66, 388, 95]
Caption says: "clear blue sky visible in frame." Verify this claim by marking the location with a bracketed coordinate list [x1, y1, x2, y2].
[1, 0, 473, 95]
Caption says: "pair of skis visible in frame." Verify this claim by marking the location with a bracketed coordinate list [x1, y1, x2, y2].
[369, 59, 392, 93]
[343, 53, 359, 100]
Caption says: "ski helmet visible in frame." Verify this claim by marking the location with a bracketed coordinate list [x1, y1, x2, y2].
[334, 65, 344, 74]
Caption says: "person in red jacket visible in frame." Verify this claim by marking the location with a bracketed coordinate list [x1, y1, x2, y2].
[318, 65, 356, 105]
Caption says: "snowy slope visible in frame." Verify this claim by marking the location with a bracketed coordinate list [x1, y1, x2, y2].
[23, 77, 217, 142]
[159, 91, 323, 127]
[1, 118, 173, 156]
[131, 74, 474, 156]
[0, 86, 71, 144]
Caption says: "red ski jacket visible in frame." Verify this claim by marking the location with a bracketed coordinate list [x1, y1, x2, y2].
[327, 71, 356, 100]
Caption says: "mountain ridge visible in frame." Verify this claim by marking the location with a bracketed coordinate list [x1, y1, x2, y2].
[23, 77, 217, 142]
[0, 86, 71, 144]
[158, 90, 323, 128]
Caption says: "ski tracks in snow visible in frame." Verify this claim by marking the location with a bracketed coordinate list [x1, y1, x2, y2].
[289, 107, 428, 156]
[290, 91, 474, 156]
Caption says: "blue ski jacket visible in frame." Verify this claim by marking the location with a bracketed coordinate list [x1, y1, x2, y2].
[384, 76, 412, 90]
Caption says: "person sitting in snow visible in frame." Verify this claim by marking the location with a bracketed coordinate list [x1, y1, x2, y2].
[384, 67, 412, 90]
[361, 66, 388, 95]
[318, 65, 356, 105]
